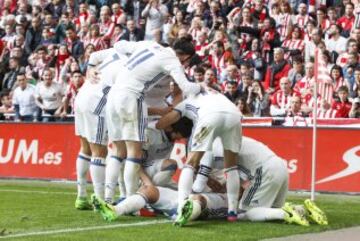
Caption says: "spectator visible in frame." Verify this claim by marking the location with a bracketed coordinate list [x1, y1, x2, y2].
[24, 17, 42, 56]
[110, 24, 127, 46]
[305, 27, 322, 62]
[122, 19, 145, 42]
[193, 66, 205, 83]
[141, 0, 168, 40]
[168, 10, 186, 45]
[83, 24, 107, 51]
[2, 57, 25, 91]
[336, 2, 355, 37]
[236, 97, 253, 117]
[12, 72, 37, 122]
[294, 3, 313, 30]
[287, 55, 304, 88]
[0, 90, 14, 120]
[325, 24, 348, 60]
[55, 12, 74, 44]
[349, 97, 360, 118]
[281, 26, 305, 61]
[270, 77, 299, 117]
[336, 38, 360, 68]
[351, 67, 360, 98]
[60, 70, 84, 118]
[78, 43, 95, 73]
[287, 95, 308, 117]
[246, 80, 270, 117]
[203, 68, 222, 92]
[224, 80, 241, 103]
[313, 99, 338, 119]
[64, 25, 84, 59]
[332, 86, 352, 118]
[34, 68, 64, 122]
[294, 62, 315, 97]
[263, 47, 292, 91]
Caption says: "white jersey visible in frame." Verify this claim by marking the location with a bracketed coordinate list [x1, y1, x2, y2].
[77, 48, 128, 115]
[174, 92, 239, 124]
[112, 40, 201, 97]
[144, 75, 172, 109]
[238, 137, 277, 179]
[143, 123, 173, 166]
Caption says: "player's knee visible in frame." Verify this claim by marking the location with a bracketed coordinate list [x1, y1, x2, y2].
[190, 194, 207, 210]
[90, 144, 108, 158]
[137, 185, 160, 204]
[161, 159, 177, 172]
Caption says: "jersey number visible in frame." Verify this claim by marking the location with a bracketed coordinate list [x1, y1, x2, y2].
[126, 49, 154, 70]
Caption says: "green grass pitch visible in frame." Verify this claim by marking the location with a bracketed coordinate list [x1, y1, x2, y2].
[0, 180, 360, 241]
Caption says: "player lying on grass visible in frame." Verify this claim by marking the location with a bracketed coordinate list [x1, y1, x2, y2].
[92, 183, 229, 222]
[175, 137, 328, 227]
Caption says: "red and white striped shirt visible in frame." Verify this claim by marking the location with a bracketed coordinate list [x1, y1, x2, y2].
[271, 90, 298, 110]
[315, 108, 337, 119]
[282, 39, 305, 59]
[278, 13, 292, 41]
[294, 14, 312, 29]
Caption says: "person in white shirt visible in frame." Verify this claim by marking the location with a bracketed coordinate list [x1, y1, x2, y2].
[106, 38, 203, 199]
[34, 68, 64, 122]
[12, 73, 37, 121]
[74, 47, 128, 209]
[156, 92, 242, 222]
[325, 24, 348, 57]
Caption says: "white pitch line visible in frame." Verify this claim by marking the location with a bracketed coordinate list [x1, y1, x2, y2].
[0, 189, 74, 195]
[0, 219, 171, 239]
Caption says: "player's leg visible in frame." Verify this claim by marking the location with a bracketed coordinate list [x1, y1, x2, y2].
[124, 140, 143, 196]
[75, 137, 92, 210]
[192, 152, 214, 193]
[105, 141, 127, 203]
[152, 159, 177, 186]
[89, 142, 107, 200]
[219, 112, 242, 221]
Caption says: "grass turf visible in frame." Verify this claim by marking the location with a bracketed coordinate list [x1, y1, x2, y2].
[0, 180, 359, 241]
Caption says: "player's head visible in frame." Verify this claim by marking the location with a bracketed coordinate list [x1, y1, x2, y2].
[166, 117, 193, 140]
[172, 37, 201, 67]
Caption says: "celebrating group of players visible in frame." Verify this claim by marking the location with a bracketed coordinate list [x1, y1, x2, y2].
[73, 38, 328, 227]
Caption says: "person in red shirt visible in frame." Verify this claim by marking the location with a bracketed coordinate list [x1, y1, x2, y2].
[263, 47, 292, 92]
[332, 86, 352, 117]
[336, 2, 355, 37]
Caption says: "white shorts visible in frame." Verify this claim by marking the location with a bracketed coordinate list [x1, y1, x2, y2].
[150, 187, 178, 218]
[106, 90, 148, 142]
[194, 193, 228, 219]
[74, 103, 108, 145]
[190, 112, 242, 153]
[239, 157, 288, 210]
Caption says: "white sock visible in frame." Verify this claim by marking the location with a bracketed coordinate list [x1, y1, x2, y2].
[90, 157, 106, 199]
[178, 165, 195, 209]
[192, 165, 212, 193]
[76, 153, 90, 198]
[114, 194, 147, 216]
[118, 162, 126, 198]
[239, 208, 286, 221]
[189, 199, 202, 221]
[124, 159, 141, 196]
[105, 156, 124, 203]
[225, 167, 240, 213]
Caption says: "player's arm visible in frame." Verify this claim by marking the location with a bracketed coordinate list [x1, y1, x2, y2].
[113, 40, 138, 56]
[139, 166, 153, 186]
[163, 57, 202, 96]
[155, 109, 181, 130]
[88, 48, 115, 67]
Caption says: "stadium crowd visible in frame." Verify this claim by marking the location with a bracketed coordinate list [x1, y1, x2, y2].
[0, 0, 360, 121]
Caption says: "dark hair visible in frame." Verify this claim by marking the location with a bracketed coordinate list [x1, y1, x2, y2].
[0, 90, 10, 98]
[194, 66, 205, 74]
[171, 117, 193, 138]
[338, 85, 349, 93]
[172, 37, 195, 55]
[330, 65, 344, 78]
[65, 25, 76, 32]
[71, 70, 82, 76]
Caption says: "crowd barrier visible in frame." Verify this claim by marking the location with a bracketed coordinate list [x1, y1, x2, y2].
[0, 121, 359, 193]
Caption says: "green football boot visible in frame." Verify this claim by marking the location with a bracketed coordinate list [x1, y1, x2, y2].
[75, 197, 93, 210]
[91, 194, 118, 222]
[174, 199, 193, 227]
